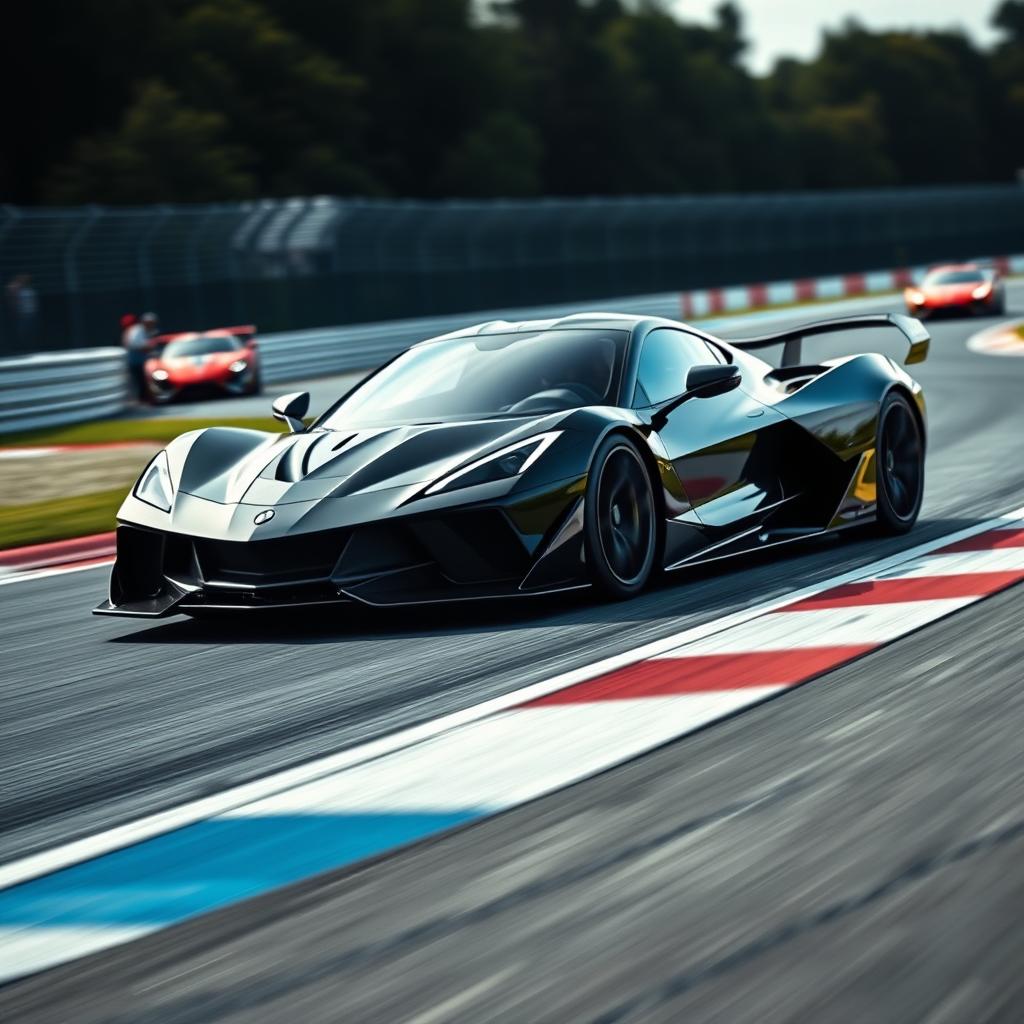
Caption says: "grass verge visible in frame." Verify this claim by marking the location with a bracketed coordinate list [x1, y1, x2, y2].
[0, 417, 283, 448]
[0, 489, 124, 549]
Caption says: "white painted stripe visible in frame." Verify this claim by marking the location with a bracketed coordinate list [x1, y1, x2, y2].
[0, 926, 152, 985]
[689, 291, 712, 318]
[2, 505, 1023, 893]
[723, 286, 749, 311]
[222, 691, 781, 819]
[968, 319, 1024, 357]
[0, 448, 58, 459]
[877, 547, 1024, 578]
[0, 559, 114, 586]
[652, 599, 973, 656]
[815, 277, 845, 299]
[864, 271, 896, 293]
[765, 281, 796, 304]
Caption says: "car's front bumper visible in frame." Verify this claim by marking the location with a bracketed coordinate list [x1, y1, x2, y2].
[94, 483, 588, 617]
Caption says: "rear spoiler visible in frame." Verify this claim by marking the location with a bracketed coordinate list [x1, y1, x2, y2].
[221, 324, 257, 341]
[149, 324, 258, 349]
[729, 313, 929, 368]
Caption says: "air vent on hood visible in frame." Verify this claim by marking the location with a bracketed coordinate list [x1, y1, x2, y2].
[274, 433, 328, 483]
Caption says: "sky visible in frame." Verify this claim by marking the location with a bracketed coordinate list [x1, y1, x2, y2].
[669, 0, 1002, 73]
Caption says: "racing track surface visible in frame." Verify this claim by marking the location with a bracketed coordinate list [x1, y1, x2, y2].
[3, 287, 1024, 1019]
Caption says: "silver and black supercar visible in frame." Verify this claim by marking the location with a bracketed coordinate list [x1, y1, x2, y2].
[95, 311, 929, 617]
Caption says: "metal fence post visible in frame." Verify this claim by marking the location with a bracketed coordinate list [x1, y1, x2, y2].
[186, 204, 219, 327]
[64, 206, 101, 346]
[137, 205, 170, 313]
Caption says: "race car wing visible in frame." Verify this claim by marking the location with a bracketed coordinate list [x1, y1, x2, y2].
[730, 313, 930, 367]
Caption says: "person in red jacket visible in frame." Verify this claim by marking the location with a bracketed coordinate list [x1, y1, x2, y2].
[122, 312, 159, 401]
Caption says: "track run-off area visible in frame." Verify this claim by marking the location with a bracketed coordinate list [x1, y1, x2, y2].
[3, 287, 1024, 1020]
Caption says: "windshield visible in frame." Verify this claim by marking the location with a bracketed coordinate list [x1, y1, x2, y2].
[317, 328, 628, 428]
[924, 270, 986, 286]
[163, 335, 242, 357]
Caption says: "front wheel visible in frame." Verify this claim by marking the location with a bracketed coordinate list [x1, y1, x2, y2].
[875, 392, 924, 535]
[583, 436, 658, 599]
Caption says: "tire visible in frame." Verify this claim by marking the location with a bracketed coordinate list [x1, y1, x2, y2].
[248, 372, 262, 396]
[875, 391, 924, 535]
[583, 435, 658, 599]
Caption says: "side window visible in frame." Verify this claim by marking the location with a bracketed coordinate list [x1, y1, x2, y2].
[634, 330, 719, 406]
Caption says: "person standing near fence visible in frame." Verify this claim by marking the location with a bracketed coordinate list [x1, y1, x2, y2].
[6, 274, 39, 351]
[122, 311, 160, 402]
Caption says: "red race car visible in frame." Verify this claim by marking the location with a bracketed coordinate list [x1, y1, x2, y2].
[145, 326, 261, 404]
[904, 263, 1006, 318]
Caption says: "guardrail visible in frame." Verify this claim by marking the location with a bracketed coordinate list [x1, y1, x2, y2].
[0, 349, 127, 433]
[3, 253, 1021, 432]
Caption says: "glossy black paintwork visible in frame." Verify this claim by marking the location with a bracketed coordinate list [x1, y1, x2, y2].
[96, 311, 928, 616]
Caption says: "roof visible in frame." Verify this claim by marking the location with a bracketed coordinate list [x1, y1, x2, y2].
[416, 311, 663, 347]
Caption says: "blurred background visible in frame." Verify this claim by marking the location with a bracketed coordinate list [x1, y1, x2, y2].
[3, 0, 1024, 353]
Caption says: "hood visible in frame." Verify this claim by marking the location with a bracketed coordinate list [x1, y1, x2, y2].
[175, 414, 568, 507]
[154, 351, 243, 382]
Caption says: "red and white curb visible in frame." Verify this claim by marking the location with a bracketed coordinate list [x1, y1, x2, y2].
[3, 506, 1024, 980]
[967, 319, 1024, 357]
[682, 253, 1024, 319]
[0, 533, 116, 584]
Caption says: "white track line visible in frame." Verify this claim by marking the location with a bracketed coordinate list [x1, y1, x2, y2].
[0, 559, 114, 586]
[967, 318, 1024, 356]
[1, 504, 1022, 892]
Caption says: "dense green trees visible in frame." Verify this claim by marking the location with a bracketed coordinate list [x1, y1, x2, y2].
[7, 0, 1024, 204]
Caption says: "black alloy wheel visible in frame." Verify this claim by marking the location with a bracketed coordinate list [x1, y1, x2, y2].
[875, 391, 924, 534]
[584, 436, 657, 598]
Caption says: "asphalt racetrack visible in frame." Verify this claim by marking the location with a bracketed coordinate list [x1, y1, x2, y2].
[3, 289, 1024, 1020]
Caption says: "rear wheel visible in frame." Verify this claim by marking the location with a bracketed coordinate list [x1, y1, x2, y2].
[875, 392, 924, 534]
[584, 436, 657, 599]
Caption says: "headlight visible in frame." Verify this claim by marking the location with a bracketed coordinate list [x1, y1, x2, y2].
[229, 359, 248, 373]
[425, 432, 561, 496]
[972, 283, 991, 300]
[151, 368, 169, 381]
[134, 450, 174, 512]
[906, 290, 925, 305]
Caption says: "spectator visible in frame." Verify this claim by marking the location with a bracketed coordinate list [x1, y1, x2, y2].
[6, 274, 39, 350]
[119, 313, 138, 340]
[123, 311, 159, 402]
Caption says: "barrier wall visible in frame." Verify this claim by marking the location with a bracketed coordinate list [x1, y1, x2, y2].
[0, 349, 128, 433]
[2, 255, 1019, 434]
[4, 185, 1024, 355]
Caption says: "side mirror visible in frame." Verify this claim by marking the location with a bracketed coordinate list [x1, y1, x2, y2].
[685, 363, 741, 398]
[272, 391, 310, 433]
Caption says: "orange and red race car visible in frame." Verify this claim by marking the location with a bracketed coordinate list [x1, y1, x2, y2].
[144, 326, 261, 404]
[904, 263, 1006, 318]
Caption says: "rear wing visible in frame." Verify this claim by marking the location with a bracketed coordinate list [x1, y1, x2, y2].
[729, 313, 929, 368]
[221, 324, 257, 342]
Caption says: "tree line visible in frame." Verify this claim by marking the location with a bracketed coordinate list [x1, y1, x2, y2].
[7, 0, 1024, 205]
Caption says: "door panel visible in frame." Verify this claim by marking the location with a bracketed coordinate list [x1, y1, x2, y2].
[655, 387, 787, 530]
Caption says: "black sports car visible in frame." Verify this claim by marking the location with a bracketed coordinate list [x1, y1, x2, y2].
[95, 311, 928, 617]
